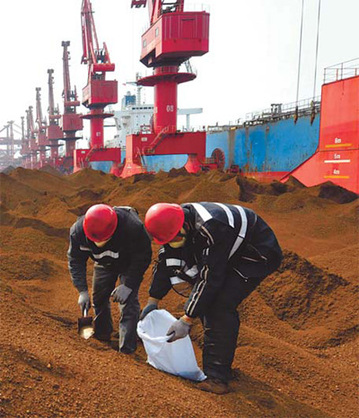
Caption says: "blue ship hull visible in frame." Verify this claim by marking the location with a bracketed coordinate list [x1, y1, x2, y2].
[91, 114, 320, 178]
[142, 115, 320, 177]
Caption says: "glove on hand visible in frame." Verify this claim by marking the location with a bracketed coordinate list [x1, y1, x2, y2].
[139, 303, 158, 321]
[78, 290, 91, 314]
[111, 284, 132, 304]
[166, 317, 191, 342]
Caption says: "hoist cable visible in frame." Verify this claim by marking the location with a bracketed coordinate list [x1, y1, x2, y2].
[313, 0, 322, 99]
[296, 0, 305, 105]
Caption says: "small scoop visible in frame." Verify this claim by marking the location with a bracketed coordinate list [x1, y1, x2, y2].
[78, 309, 94, 340]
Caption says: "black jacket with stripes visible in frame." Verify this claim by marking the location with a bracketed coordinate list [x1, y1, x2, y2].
[149, 202, 282, 318]
[67, 206, 152, 292]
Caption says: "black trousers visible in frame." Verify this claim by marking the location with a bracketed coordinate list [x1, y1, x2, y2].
[200, 250, 281, 383]
[200, 272, 261, 382]
[92, 264, 140, 353]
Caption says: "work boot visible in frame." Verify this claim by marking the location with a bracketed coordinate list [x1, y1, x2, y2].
[197, 378, 230, 395]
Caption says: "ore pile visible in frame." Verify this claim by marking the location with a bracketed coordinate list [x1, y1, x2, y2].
[0, 167, 358, 417]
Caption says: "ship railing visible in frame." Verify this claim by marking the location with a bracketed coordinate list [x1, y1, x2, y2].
[207, 124, 241, 132]
[324, 58, 359, 83]
[176, 125, 207, 132]
[206, 96, 321, 132]
[243, 96, 320, 126]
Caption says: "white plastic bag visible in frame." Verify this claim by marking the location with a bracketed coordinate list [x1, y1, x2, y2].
[137, 309, 206, 381]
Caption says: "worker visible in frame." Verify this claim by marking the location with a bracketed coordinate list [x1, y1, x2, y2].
[68, 204, 152, 354]
[141, 202, 282, 394]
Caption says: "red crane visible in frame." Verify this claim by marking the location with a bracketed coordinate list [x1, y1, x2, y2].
[121, 1, 211, 177]
[35, 87, 49, 167]
[0, 121, 22, 169]
[46, 69, 63, 164]
[60, 40, 83, 172]
[20, 115, 31, 168]
[20, 116, 30, 168]
[27, 105, 38, 169]
[74, 0, 120, 173]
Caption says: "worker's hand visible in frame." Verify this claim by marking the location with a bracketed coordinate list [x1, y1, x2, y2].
[78, 290, 91, 314]
[111, 284, 132, 304]
[166, 317, 191, 342]
[139, 303, 158, 321]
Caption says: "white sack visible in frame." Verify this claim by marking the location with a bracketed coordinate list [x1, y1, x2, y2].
[137, 309, 206, 381]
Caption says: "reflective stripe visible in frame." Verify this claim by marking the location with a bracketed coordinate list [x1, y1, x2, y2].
[229, 206, 248, 259]
[235, 206, 248, 237]
[170, 276, 186, 285]
[233, 267, 249, 281]
[80, 246, 91, 252]
[166, 258, 184, 267]
[185, 265, 198, 277]
[191, 203, 212, 222]
[214, 203, 234, 228]
[93, 251, 119, 260]
[200, 225, 214, 245]
[187, 276, 206, 316]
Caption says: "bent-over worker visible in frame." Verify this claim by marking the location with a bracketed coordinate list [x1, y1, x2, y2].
[141, 202, 282, 393]
[68, 204, 152, 354]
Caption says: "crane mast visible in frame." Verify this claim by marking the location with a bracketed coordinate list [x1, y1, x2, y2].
[46, 69, 62, 161]
[27, 106, 38, 168]
[21, 115, 31, 168]
[35, 87, 48, 166]
[60, 41, 83, 162]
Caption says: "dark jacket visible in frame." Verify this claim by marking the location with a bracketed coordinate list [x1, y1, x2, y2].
[149, 202, 282, 318]
[68, 206, 152, 292]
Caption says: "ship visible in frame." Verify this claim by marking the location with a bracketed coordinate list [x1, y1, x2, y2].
[115, 58, 358, 194]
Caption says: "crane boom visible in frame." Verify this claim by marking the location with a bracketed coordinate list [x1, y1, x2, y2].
[81, 0, 115, 78]
[79, 0, 117, 147]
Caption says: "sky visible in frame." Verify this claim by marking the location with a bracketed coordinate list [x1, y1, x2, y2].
[1, 0, 358, 141]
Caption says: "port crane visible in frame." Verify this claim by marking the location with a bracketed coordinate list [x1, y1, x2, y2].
[35, 87, 49, 167]
[46, 69, 63, 164]
[121, 1, 222, 177]
[27, 106, 38, 168]
[74, 0, 120, 173]
[60, 41, 83, 172]
[0, 121, 22, 170]
[20, 116, 31, 168]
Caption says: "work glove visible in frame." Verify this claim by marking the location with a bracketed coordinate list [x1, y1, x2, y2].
[78, 290, 91, 314]
[139, 303, 158, 321]
[166, 317, 191, 343]
[111, 284, 132, 304]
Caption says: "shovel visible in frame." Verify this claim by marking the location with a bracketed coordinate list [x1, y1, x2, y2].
[78, 308, 94, 340]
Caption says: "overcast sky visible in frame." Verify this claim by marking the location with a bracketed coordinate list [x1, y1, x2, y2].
[1, 0, 358, 139]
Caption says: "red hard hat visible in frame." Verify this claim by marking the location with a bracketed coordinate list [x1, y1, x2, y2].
[145, 203, 184, 245]
[83, 204, 118, 242]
